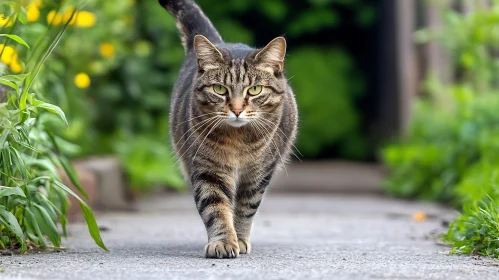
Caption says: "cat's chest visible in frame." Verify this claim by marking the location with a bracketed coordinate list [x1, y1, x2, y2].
[214, 131, 271, 165]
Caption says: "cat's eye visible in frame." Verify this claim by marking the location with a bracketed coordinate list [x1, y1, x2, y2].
[213, 84, 228, 95]
[248, 86, 263, 96]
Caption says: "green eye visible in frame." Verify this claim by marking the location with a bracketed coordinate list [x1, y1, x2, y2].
[248, 86, 263, 96]
[213, 84, 228, 95]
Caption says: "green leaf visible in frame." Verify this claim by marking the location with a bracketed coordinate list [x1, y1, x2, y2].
[59, 157, 88, 199]
[33, 203, 61, 247]
[0, 186, 26, 198]
[28, 160, 58, 179]
[45, 130, 88, 199]
[9, 145, 28, 179]
[0, 78, 19, 92]
[17, 6, 27, 24]
[39, 193, 68, 238]
[0, 206, 26, 251]
[24, 207, 47, 248]
[53, 181, 108, 251]
[16, 140, 39, 154]
[32, 99, 68, 126]
[0, 74, 29, 82]
[0, 34, 30, 49]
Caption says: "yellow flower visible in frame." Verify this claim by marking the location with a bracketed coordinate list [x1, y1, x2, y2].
[10, 61, 22, 73]
[32, 0, 43, 7]
[75, 11, 96, 27]
[27, 4, 40, 22]
[47, 10, 62, 25]
[0, 44, 22, 73]
[0, 45, 17, 65]
[74, 73, 91, 89]
[0, 14, 14, 27]
[99, 43, 115, 58]
[63, 7, 77, 25]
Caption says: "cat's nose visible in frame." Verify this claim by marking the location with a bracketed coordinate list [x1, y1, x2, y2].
[231, 108, 243, 117]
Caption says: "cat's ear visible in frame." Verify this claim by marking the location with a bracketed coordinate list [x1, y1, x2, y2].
[194, 35, 224, 71]
[254, 37, 286, 73]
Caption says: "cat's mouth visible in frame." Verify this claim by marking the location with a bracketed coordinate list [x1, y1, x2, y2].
[226, 111, 250, 127]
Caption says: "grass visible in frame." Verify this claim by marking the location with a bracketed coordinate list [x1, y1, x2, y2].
[444, 197, 499, 258]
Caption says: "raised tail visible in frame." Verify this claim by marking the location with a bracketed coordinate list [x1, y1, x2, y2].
[158, 0, 223, 52]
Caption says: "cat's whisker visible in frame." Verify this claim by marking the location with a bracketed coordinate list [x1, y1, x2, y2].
[252, 118, 288, 176]
[253, 115, 303, 157]
[253, 116, 303, 161]
[256, 120, 303, 162]
[171, 115, 223, 158]
[176, 112, 224, 127]
[174, 115, 222, 149]
[192, 117, 225, 162]
[174, 116, 222, 166]
[249, 122, 276, 159]
[250, 111, 281, 116]
[249, 122, 274, 165]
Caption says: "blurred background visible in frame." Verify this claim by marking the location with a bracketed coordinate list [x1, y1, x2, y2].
[3, 0, 498, 201]
[18, 0, 387, 192]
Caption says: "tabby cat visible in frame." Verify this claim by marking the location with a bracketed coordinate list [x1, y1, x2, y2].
[159, 0, 298, 259]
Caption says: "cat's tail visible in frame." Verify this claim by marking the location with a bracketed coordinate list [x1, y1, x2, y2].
[158, 0, 223, 52]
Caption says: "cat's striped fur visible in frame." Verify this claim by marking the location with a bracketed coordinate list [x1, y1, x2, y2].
[159, 0, 298, 258]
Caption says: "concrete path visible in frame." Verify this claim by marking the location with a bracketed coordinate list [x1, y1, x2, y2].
[1, 193, 498, 280]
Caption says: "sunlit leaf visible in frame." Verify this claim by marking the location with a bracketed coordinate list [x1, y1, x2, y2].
[32, 99, 68, 126]
[0, 34, 30, 49]
[0, 186, 26, 198]
[53, 181, 108, 251]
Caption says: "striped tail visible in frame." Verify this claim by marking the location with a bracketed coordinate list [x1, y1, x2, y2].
[158, 0, 223, 52]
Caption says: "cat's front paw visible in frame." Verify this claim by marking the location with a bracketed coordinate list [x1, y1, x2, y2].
[238, 238, 251, 254]
[205, 240, 240, 259]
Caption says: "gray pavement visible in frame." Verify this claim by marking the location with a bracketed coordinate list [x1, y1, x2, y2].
[1, 193, 498, 280]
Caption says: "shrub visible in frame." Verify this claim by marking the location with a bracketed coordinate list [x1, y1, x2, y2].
[287, 47, 366, 159]
[382, 2, 499, 257]
[0, 0, 106, 252]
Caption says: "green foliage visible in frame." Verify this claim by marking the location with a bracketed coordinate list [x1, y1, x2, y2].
[0, 0, 106, 252]
[33, 0, 377, 192]
[444, 196, 499, 258]
[115, 134, 184, 191]
[382, 92, 499, 201]
[287, 47, 366, 158]
[382, 1, 499, 258]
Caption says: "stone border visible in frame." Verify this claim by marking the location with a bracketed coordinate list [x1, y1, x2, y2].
[269, 161, 386, 193]
[60, 156, 134, 221]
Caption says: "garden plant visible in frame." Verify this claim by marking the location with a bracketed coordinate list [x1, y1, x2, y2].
[382, 2, 499, 258]
[0, 0, 106, 252]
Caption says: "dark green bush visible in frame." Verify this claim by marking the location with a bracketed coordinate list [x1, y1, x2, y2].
[287, 47, 366, 158]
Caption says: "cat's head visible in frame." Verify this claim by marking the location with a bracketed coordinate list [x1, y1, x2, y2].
[192, 35, 288, 128]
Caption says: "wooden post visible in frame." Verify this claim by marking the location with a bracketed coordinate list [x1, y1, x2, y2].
[394, 0, 417, 134]
[424, 1, 451, 85]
